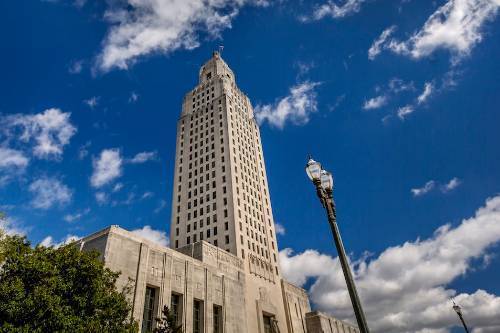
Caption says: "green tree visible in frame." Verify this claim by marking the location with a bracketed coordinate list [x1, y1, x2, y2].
[0, 212, 7, 263]
[154, 306, 182, 333]
[0, 230, 138, 333]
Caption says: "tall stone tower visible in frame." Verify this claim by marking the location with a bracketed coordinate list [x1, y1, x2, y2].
[170, 51, 288, 332]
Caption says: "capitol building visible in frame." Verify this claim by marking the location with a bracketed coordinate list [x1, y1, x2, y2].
[79, 52, 359, 333]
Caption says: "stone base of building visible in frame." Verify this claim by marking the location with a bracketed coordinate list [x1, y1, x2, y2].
[78, 225, 358, 333]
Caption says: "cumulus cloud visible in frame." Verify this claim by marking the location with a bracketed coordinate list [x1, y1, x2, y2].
[372, 0, 500, 62]
[313, 0, 367, 20]
[368, 25, 396, 60]
[154, 199, 168, 214]
[279, 195, 500, 332]
[129, 92, 139, 103]
[95, 191, 108, 204]
[3, 108, 77, 160]
[131, 225, 169, 247]
[112, 182, 124, 193]
[40, 234, 81, 248]
[83, 96, 99, 109]
[78, 141, 91, 160]
[129, 151, 157, 164]
[397, 105, 415, 120]
[411, 180, 436, 197]
[363, 95, 388, 110]
[96, 0, 269, 72]
[63, 208, 90, 223]
[0, 215, 28, 236]
[441, 177, 462, 193]
[417, 82, 435, 104]
[275, 223, 286, 235]
[29, 177, 72, 209]
[0, 148, 29, 170]
[388, 78, 415, 93]
[68, 59, 84, 74]
[91, 148, 123, 188]
[255, 81, 320, 129]
[364, 78, 415, 117]
[412, 178, 462, 197]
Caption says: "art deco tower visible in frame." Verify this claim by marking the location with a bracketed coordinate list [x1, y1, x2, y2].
[170, 51, 288, 332]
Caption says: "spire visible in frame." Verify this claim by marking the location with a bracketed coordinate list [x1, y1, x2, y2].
[199, 50, 235, 84]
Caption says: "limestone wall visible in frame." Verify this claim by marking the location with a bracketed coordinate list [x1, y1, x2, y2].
[80, 226, 247, 333]
[305, 311, 359, 333]
[281, 280, 311, 333]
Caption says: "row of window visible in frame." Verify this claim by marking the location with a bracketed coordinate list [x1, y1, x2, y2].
[176, 82, 279, 262]
[141, 288, 223, 333]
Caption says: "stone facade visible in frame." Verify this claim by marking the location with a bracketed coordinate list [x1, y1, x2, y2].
[305, 312, 359, 333]
[79, 226, 358, 333]
[78, 52, 359, 333]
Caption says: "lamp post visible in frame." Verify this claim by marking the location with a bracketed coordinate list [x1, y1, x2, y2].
[452, 301, 470, 333]
[305, 158, 370, 333]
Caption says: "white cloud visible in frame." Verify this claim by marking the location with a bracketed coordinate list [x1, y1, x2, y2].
[129, 151, 157, 164]
[96, 0, 269, 72]
[84, 96, 99, 109]
[40, 234, 81, 248]
[363, 95, 388, 110]
[388, 78, 415, 93]
[91, 148, 123, 188]
[129, 92, 139, 103]
[154, 199, 167, 214]
[63, 208, 90, 223]
[0, 215, 28, 236]
[313, 0, 367, 20]
[368, 26, 396, 60]
[112, 182, 124, 192]
[78, 141, 91, 160]
[397, 105, 415, 119]
[3, 108, 77, 160]
[95, 191, 107, 204]
[131, 225, 169, 247]
[0, 148, 29, 170]
[411, 180, 436, 196]
[417, 82, 435, 104]
[68, 59, 84, 74]
[380, 0, 500, 62]
[442, 177, 462, 193]
[279, 195, 500, 332]
[29, 177, 72, 209]
[411, 178, 462, 196]
[275, 223, 286, 235]
[141, 191, 154, 200]
[255, 81, 320, 129]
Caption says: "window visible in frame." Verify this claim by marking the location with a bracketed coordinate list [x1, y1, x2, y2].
[171, 293, 182, 328]
[262, 314, 275, 333]
[213, 305, 223, 333]
[142, 287, 157, 332]
[193, 300, 204, 333]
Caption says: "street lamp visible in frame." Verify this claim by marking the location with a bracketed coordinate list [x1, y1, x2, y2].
[452, 301, 470, 333]
[305, 158, 370, 333]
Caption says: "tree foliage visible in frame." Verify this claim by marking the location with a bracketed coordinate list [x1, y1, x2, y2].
[154, 306, 182, 333]
[0, 230, 138, 333]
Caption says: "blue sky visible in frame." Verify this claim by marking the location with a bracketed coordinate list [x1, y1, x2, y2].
[1, 0, 500, 332]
